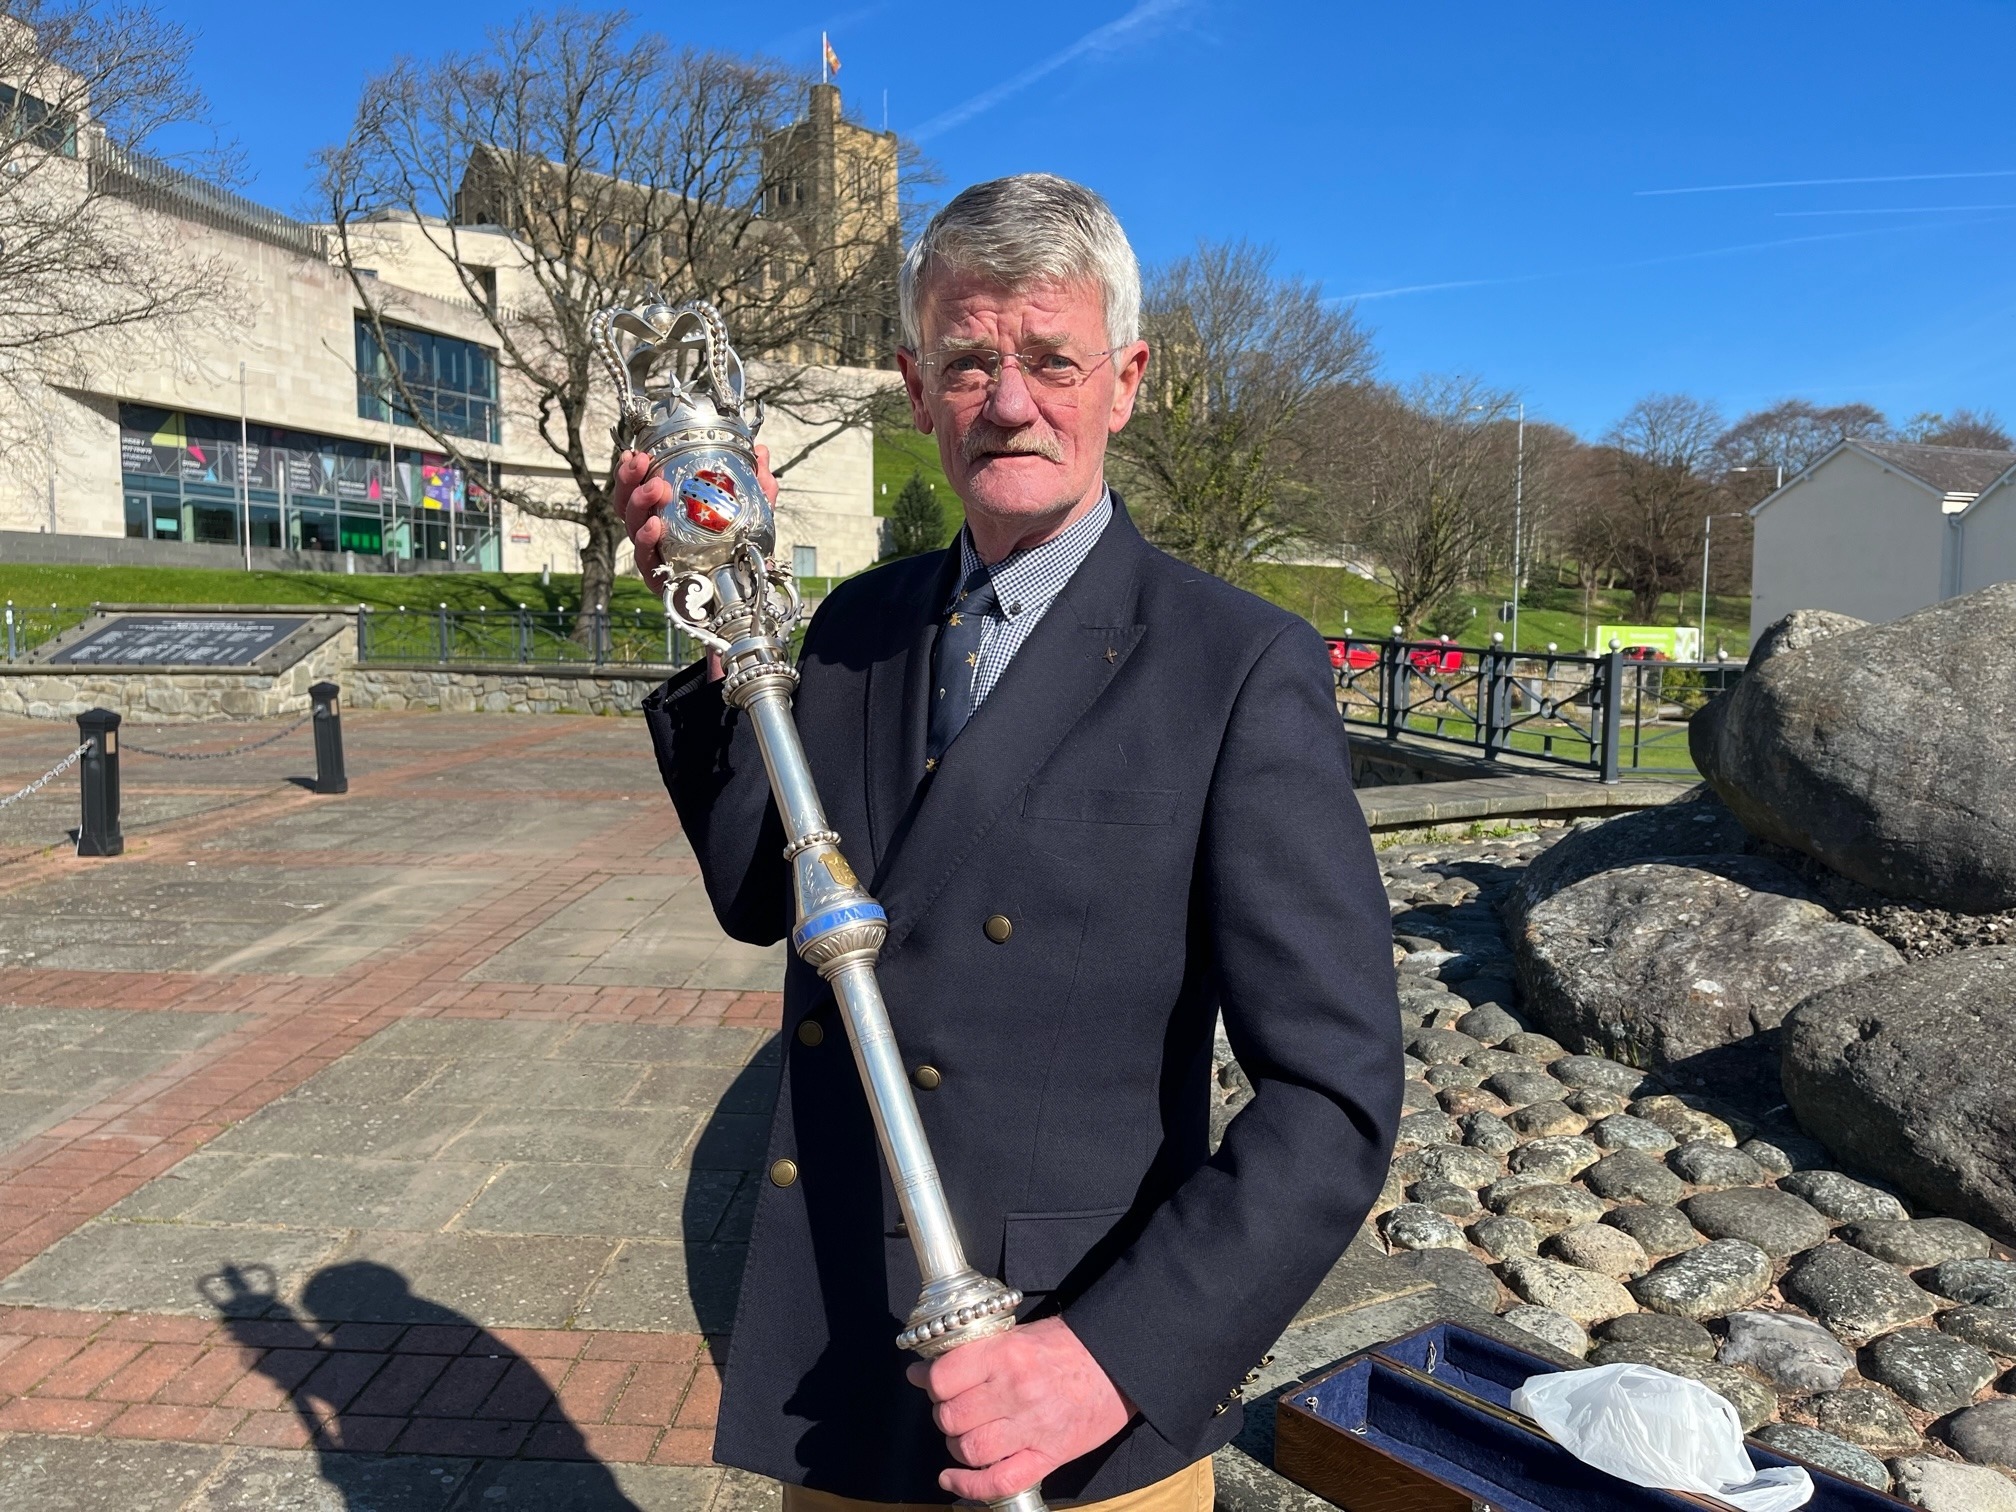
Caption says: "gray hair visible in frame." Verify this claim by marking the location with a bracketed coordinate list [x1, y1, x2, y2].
[899, 173, 1141, 352]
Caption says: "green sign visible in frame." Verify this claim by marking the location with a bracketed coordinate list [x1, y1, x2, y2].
[1594, 625, 1702, 661]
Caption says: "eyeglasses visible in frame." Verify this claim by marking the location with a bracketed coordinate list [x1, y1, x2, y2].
[915, 346, 1115, 396]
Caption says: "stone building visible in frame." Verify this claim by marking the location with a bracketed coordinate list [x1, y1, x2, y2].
[0, 53, 893, 583]
[1749, 439, 2016, 634]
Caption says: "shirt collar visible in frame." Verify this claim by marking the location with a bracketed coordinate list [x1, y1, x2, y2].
[952, 487, 1113, 619]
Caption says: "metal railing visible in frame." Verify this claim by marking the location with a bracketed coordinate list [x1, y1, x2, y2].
[1332, 633, 1743, 780]
[3, 602, 93, 663]
[356, 604, 695, 667]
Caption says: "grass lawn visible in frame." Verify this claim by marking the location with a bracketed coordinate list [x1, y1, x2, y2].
[873, 425, 962, 547]
[1250, 563, 1751, 657]
[0, 563, 669, 615]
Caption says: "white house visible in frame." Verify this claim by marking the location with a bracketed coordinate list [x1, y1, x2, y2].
[1749, 439, 2016, 636]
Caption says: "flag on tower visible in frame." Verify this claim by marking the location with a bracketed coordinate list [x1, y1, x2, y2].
[823, 32, 842, 79]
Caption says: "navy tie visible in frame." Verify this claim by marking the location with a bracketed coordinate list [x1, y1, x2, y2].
[926, 567, 998, 772]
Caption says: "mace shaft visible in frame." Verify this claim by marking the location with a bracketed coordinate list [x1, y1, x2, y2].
[708, 563, 1047, 1512]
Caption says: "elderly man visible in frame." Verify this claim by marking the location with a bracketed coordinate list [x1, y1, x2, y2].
[624, 174, 1400, 1512]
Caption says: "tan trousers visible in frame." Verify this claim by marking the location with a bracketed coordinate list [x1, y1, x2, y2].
[782, 1458, 1214, 1512]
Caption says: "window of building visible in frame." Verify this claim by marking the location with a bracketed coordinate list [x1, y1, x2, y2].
[354, 317, 501, 443]
[117, 403, 500, 566]
[792, 544, 818, 580]
[0, 82, 76, 156]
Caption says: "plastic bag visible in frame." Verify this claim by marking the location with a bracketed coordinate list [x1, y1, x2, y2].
[1509, 1363, 1812, 1511]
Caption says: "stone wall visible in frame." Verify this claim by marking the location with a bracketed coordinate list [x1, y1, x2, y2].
[346, 661, 672, 716]
[0, 625, 356, 722]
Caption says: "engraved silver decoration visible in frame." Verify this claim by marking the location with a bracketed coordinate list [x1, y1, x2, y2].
[598, 298, 1048, 1512]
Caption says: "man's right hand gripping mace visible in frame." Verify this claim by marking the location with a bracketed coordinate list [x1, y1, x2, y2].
[593, 298, 1049, 1512]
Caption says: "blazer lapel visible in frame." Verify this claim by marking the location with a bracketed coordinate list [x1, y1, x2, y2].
[862, 545, 959, 877]
[874, 502, 1151, 955]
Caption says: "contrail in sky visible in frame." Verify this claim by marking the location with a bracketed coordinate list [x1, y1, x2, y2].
[1332, 219, 2014, 303]
[1775, 205, 2016, 217]
[909, 0, 1187, 142]
[1637, 169, 2016, 196]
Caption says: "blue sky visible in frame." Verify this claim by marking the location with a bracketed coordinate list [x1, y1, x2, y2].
[165, 0, 2015, 440]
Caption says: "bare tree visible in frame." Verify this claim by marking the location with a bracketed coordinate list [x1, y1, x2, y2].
[1110, 240, 1373, 585]
[1904, 407, 2013, 450]
[0, 3, 241, 458]
[1716, 398, 1888, 484]
[1576, 394, 1723, 621]
[320, 9, 922, 611]
[1318, 378, 1519, 636]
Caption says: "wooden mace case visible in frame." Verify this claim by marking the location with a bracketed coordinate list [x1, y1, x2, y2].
[1274, 1323, 1911, 1512]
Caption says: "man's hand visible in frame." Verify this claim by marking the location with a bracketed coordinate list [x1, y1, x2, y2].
[903, 1317, 1134, 1502]
[617, 444, 779, 677]
[616, 443, 780, 582]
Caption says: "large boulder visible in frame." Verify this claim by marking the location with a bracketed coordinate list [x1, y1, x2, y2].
[1696, 584, 2016, 912]
[1689, 610, 1867, 774]
[1782, 946, 2016, 1240]
[1511, 856, 1901, 1070]
[1504, 785, 1752, 928]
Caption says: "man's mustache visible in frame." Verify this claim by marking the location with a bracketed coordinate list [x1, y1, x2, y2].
[961, 425, 1063, 464]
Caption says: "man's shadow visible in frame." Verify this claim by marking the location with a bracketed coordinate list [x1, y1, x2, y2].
[202, 1261, 643, 1510]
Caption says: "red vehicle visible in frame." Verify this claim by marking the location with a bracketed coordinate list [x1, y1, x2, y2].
[1327, 639, 1465, 675]
[1620, 645, 1670, 662]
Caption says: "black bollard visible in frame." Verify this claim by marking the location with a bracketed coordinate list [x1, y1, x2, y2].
[309, 682, 349, 795]
[75, 708, 124, 857]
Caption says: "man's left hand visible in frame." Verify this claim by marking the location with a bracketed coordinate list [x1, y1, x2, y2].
[904, 1316, 1134, 1501]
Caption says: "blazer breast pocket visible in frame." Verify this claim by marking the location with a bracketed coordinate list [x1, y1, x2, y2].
[1021, 784, 1178, 826]
[1001, 1205, 1133, 1295]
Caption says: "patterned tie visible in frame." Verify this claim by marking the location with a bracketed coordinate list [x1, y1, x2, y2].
[925, 566, 999, 772]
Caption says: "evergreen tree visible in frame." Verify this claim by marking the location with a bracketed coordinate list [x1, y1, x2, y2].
[889, 472, 948, 556]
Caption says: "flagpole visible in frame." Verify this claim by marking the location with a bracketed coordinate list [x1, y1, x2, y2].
[821, 31, 828, 84]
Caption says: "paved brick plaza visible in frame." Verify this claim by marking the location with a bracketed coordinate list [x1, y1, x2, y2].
[0, 709, 787, 1510]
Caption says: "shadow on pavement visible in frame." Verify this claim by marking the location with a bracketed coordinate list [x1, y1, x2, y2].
[202, 1260, 643, 1511]
[682, 1044, 780, 1337]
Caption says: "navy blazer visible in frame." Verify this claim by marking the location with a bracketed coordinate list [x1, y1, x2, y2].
[644, 498, 1401, 1503]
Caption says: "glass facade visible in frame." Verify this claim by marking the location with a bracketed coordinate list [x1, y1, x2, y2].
[354, 318, 501, 443]
[118, 405, 500, 568]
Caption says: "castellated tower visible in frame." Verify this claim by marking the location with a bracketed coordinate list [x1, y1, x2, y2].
[761, 83, 901, 368]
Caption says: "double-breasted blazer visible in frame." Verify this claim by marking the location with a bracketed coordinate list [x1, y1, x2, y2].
[643, 498, 1401, 1503]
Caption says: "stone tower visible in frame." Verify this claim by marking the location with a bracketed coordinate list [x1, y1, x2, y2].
[761, 83, 901, 368]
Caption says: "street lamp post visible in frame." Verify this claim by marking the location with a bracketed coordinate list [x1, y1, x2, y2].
[1704, 465, 1782, 650]
[1510, 401, 1525, 654]
[1469, 400, 1527, 652]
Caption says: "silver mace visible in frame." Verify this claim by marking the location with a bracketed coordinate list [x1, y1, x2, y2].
[593, 298, 1047, 1512]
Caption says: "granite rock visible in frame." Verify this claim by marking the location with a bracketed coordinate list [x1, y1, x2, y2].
[1601, 1204, 1701, 1259]
[1751, 1423, 1891, 1492]
[1940, 1307, 2016, 1357]
[1805, 1388, 1923, 1455]
[1669, 1140, 1768, 1189]
[1500, 1254, 1639, 1327]
[1513, 857, 1901, 1069]
[1783, 947, 2016, 1239]
[1682, 1187, 1831, 1258]
[1719, 1309, 1855, 1392]
[1583, 1149, 1688, 1205]
[1846, 1219, 1993, 1268]
[1887, 1455, 2016, 1512]
[1546, 1222, 1649, 1279]
[1595, 1311, 1716, 1359]
[1781, 1243, 1938, 1342]
[1631, 1239, 1775, 1320]
[1500, 1305, 1589, 1359]
[1929, 1258, 2016, 1308]
[1947, 1398, 2016, 1470]
[1507, 1135, 1602, 1183]
[1778, 1170, 1910, 1224]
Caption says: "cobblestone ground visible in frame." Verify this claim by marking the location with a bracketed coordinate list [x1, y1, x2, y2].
[0, 710, 782, 1511]
[1356, 820, 2016, 1505]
